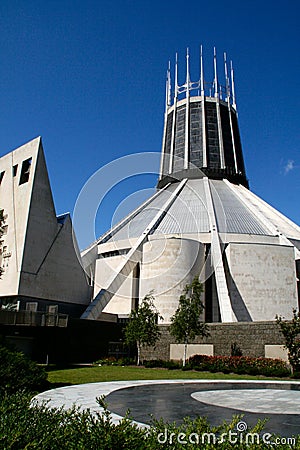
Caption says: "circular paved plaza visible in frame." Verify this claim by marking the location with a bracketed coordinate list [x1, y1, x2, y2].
[34, 379, 300, 438]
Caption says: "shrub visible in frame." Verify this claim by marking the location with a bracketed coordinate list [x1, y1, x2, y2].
[188, 354, 290, 377]
[143, 359, 181, 370]
[0, 393, 148, 449]
[0, 392, 298, 449]
[94, 356, 135, 366]
[0, 344, 49, 394]
[164, 360, 181, 370]
[143, 359, 166, 368]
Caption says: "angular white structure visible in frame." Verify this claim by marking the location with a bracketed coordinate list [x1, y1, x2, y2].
[81, 49, 300, 323]
[0, 137, 91, 315]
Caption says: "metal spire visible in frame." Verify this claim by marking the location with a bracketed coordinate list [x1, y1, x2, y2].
[184, 48, 190, 169]
[174, 52, 178, 101]
[164, 65, 169, 112]
[200, 44, 204, 96]
[230, 60, 237, 109]
[213, 47, 219, 98]
[226, 54, 238, 172]
[186, 47, 190, 96]
[167, 61, 171, 107]
[224, 52, 230, 102]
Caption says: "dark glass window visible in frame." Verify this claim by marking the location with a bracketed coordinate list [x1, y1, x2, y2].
[205, 102, 220, 169]
[173, 105, 186, 171]
[98, 248, 130, 259]
[220, 104, 235, 169]
[189, 102, 203, 168]
[231, 111, 245, 175]
[162, 113, 173, 175]
[19, 158, 32, 185]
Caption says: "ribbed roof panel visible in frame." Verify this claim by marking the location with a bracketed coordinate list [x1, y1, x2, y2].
[154, 179, 210, 235]
[210, 180, 269, 235]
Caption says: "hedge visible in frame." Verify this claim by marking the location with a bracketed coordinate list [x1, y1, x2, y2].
[187, 354, 290, 377]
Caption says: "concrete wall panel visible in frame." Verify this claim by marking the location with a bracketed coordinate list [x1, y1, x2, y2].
[225, 243, 297, 321]
[265, 344, 288, 362]
[140, 237, 205, 323]
[170, 343, 214, 361]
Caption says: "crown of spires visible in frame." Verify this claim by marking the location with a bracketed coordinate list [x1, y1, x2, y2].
[165, 46, 237, 111]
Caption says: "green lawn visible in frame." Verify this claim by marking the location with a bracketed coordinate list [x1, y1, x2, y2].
[47, 365, 288, 386]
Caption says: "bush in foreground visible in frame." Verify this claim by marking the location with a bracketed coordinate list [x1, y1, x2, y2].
[0, 344, 49, 394]
[0, 393, 298, 449]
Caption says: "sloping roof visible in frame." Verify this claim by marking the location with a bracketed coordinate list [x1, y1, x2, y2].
[210, 180, 268, 235]
[98, 178, 287, 244]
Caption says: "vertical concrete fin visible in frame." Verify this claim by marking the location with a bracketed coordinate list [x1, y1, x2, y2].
[203, 177, 237, 322]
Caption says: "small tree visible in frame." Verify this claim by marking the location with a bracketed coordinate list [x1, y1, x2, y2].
[124, 292, 163, 366]
[170, 276, 209, 367]
[231, 342, 243, 357]
[276, 309, 300, 374]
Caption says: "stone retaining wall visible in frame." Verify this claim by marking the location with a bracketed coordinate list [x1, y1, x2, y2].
[141, 321, 285, 361]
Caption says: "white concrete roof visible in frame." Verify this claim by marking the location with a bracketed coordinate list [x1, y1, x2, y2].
[97, 178, 300, 245]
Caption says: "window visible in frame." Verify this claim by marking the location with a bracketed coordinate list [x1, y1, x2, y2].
[19, 158, 32, 185]
[26, 302, 38, 312]
[98, 248, 130, 258]
[0, 171, 5, 185]
[13, 165, 18, 177]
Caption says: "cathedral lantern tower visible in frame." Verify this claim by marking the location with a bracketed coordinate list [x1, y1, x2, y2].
[159, 48, 247, 189]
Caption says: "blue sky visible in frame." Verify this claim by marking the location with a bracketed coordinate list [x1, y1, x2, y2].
[0, 0, 299, 249]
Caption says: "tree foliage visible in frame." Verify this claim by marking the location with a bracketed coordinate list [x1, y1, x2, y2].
[124, 292, 163, 365]
[276, 308, 300, 374]
[170, 276, 209, 366]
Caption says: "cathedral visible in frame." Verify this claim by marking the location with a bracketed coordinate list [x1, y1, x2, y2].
[81, 48, 300, 324]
